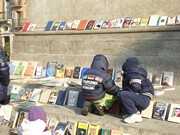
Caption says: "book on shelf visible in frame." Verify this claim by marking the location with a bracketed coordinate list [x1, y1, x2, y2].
[55, 64, 65, 78]
[153, 102, 168, 120]
[66, 120, 77, 135]
[93, 20, 104, 30]
[157, 16, 168, 26]
[39, 89, 52, 104]
[51, 22, 61, 31]
[148, 15, 159, 27]
[161, 71, 174, 86]
[20, 88, 34, 101]
[9, 60, 19, 75]
[0, 104, 13, 121]
[100, 129, 110, 135]
[101, 20, 110, 29]
[122, 17, 132, 28]
[65, 67, 74, 78]
[87, 124, 100, 135]
[167, 103, 180, 123]
[110, 129, 123, 135]
[21, 22, 31, 31]
[107, 19, 116, 29]
[55, 122, 68, 135]
[141, 100, 154, 118]
[175, 15, 180, 25]
[113, 68, 123, 82]
[76, 121, 89, 135]
[139, 18, 149, 27]
[73, 66, 82, 79]
[81, 67, 90, 79]
[46, 61, 58, 77]
[14, 61, 28, 76]
[71, 20, 81, 30]
[44, 21, 54, 31]
[166, 16, 176, 26]
[67, 90, 79, 107]
[114, 18, 124, 28]
[58, 21, 67, 30]
[77, 20, 89, 30]
[56, 90, 69, 106]
[85, 20, 96, 30]
[10, 85, 22, 101]
[24, 61, 38, 77]
[27, 23, 37, 31]
[65, 21, 73, 30]
[131, 18, 141, 27]
[30, 88, 42, 102]
[48, 119, 58, 131]
[47, 91, 58, 104]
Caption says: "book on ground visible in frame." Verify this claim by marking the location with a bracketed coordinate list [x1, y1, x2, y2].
[39, 89, 52, 104]
[114, 18, 124, 28]
[47, 91, 58, 104]
[73, 67, 82, 79]
[71, 20, 81, 30]
[158, 16, 168, 26]
[66, 121, 77, 135]
[65, 21, 73, 30]
[51, 22, 61, 31]
[107, 19, 116, 29]
[167, 16, 176, 26]
[141, 100, 154, 118]
[87, 124, 100, 135]
[58, 21, 67, 30]
[140, 18, 149, 27]
[0, 105, 13, 121]
[10, 85, 22, 101]
[77, 20, 89, 30]
[55, 122, 68, 135]
[16, 110, 29, 127]
[46, 61, 58, 77]
[67, 90, 79, 107]
[113, 68, 123, 82]
[110, 129, 123, 135]
[76, 121, 89, 135]
[30, 88, 42, 102]
[44, 21, 54, 31]
[81, 67, 90, 79]
[14, 61, 28, 76]
[65, 67, 74, 78]
[21, 88, 34, 101]
[24, 61, 38, 77]
[153, 102, 168, 120]
[148, 15, 159, 27]
[85, 20, 96, 30]
[152, 73, 163, 86]
[100, 129, 110, 135]
[9, 60, 19, 75]
[131, 18, 141, 27]
[175, 15, 180, 25]
[55, 64, 65, 78]
[167, 103, 180, 123]
[161, 72, 174, 86]
[76, 91, 84, 108]
[101, 20, 110, 29]
[48, 119, 58, 131]
[93, 20, 104, 30]
[27, 23, 36, 31]
[56, 90, 69, 106]
[21, 22, 31, 31]
[122, 17, 132, 28]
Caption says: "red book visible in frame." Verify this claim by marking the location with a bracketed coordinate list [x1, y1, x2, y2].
[21, 22, 31, 31]
[77, 20, 88, 30]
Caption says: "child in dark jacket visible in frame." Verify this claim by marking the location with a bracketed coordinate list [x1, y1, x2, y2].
[117, 57, 154, 124]
[81, 54, 120, 116]
[0, 47, 10, 105]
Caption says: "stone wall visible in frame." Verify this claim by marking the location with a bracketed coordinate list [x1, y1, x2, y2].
[12, 27, 180, 85]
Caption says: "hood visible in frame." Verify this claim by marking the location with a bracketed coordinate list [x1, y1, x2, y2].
[91, 54, 109, 71]
[122, 57, 139, 73]
[132, 67, 147, 78]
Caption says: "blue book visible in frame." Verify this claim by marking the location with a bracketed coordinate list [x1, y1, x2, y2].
[56, 90, 68, 106]
[44, 21, 54, 31]
[81, 67, 90, 79]
[46, 61, 58, 77]
[76, 91, 84, 108]
[58, 21, 66, 30]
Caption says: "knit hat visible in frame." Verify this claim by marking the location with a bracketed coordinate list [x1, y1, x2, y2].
[122, 57, 139, 73]
[28, 106, 47, 122]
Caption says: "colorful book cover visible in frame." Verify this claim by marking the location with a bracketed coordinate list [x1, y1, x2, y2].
[16, 111, 29, 127]
[77, 20, 88, 30]
[85, 20, 96, 30]
[153, 102, 168, 120]
[14, 61, 28, 76]
[158, 16, 168, 26]
[46, 61, 58, 77]
[9, 60, 19, 75]
[93, 20, 104, 30]
[21, 88, 34, 101]
[122, 17, 132, 28]
[114, 18, 124, 28]
[113, 68, 123, 82]
[48, 119, 58, 131]
[67, 90, 79, 107]
[76, 121, 89, 135]
[148, 15, 159, 27]
[140, 18, 149, 27]
[55, 64, 65, 78]
[101, 20, 110, 29]
[55, 90, 69, 106]
[27, 24, 37, 31]
[131, 18, 141, 27]
[44, 21, 54, 31]
[110, 130, 123, 135]
[107, 68, 114, 79]
[71, 20, 81, 29]
[87, 124, 100, 135]
[167, 103, 180, 123]
[58, 21, 67, 30]
[66, 121, 77, 135]
[81, 67, 90, 79]
[107, 19, 116, 29]
[21, 22, 31, 31]
[51, 22, 61, 31]
[55, 122, 68, 135]
[24, 61, 38, 77]
[65, 21, 73, 30]
[73, 67, 82, 79]
[100, 129, 110, 135]
[65, 67, 74, 78]
[47, 91, 58, 105]
[10, 85, 22, 100]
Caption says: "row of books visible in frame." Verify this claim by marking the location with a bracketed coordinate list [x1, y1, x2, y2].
[21, 15, 180, 32]
[9, 85, 84, 108]
[141, 101, 180, 124]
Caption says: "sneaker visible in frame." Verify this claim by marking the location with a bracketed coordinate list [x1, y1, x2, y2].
[123, 112, 142, 124]
[93, 103, 105, 116]
[81, 101, 92, 116]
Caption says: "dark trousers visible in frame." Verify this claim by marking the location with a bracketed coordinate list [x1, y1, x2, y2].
[117, 91, 151, 115]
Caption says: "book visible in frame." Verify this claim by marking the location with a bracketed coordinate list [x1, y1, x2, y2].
[58, 21, 67, 30]
[44, 21, 54, 31]
[55, 64, 65, 78]
[167, 103, 180, 123]
[153, 102, 168, 120]
[76, 91, 84, 108]
[48, 119, 58, 131]
[122, 17, 132, 28]
[113, 68, 123, 82]
[46, 61, 58, 77]
[30, 88, 42, 102]
[87, 124, 100, 135]
[131, 18, 141, 27]
[56, 90, 69, 106]
[175, 15, 180, 25]
[107, 19, 116, 29]
[41, 66, 47, 76]
[154, 90, 165, 96]
[67, 78, 82, 88]
[51, 22, 61, 31]
[147, 72, 153, 82]
[141, 101, 154, 118]
[114, 18, 124, 28]
[10, 110, 19, 128]
[0, 105, 13, 121]
[81, 67, 90, 79]
[152, 73, 163, 86]
[66, 121, 77, 135]
[67, 90, 79, 107]
[16, 110, 29, 127]
[139, 18, 149, 27]
[110, 129, 123, 135]
[101, 20, 110, 29]
[24, 61, 38, 77]
[71, 20, 81, 29]
[65, 67, 74, 78]
[73, 66, 82, 79]
[107, 68, 114, 79]
[47, 91, 58, 104]
[35, 66, 43, 76]
[161, 72, 174, 86]
[9, 60, 19, 75]
[100, 129, 110, 135]
[93, 20, 104, 30]
[85, 20, 96, 30]
[65, 21, 73, 30]
[10, 85, 22, 100]
[27, 23, 37, 31]
[77, 20, 89, 30]
[39, 89, 52, 104]
[20, 88, 34, 101]
[76, 121, 89, 135]
[14, 61, 28, 76]
[21, 22, 31, 31]
[157, 16, 168, 26]
[55, 122, 68, 135]
[148, 15, 159, 27]
[166, 16, 176, 26]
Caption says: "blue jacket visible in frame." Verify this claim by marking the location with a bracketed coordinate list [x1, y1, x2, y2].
[82, 54, 119, 101]
[0, 48, 10, 102]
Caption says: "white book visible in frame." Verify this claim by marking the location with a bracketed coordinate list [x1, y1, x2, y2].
[35, 66, 43, 76]
[175, 15, 180, 25]
[39, 89, 52, 103]
[71, 20, 81, 29]
[148, 15, 159, 26]
[158, 16, 168, 26]
[114, 18, 124, 28]
[0, 104, 13, 121]
[67, 90, 79, 107]
[162, 72, 174, 86]
[167, 16, 176, 25]
[27, 24, 37, 31]
[30, 88, 42, 102]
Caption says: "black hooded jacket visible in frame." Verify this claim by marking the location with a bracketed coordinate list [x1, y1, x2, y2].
[82, 54, 119, 101]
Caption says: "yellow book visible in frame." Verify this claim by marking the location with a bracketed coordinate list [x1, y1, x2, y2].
[87, 124, 100, 135]
[77, 121, 89, 135]
[140, 18, 149, 27]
